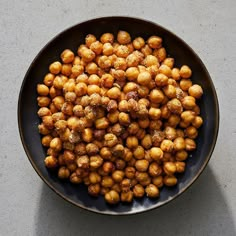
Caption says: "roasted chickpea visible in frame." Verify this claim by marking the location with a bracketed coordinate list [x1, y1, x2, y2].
[105, 190, 120, 204]
[164, 175, 177, 186]
[137, 71, 152, 86]
[43, 73, 55, 87]
[136, 172, 150, 184]
[185, 138, 196, 151]
[163, 162, 176, 175]
[185, 126, 198, 139]
[133, 184, 145, 198]
[89, 40, 103, 55]
[49, 61, 62, 75]
[192, 116, 203, 128]
[149, 89, 165, 103]
[41, 135, 53, 147]
[171, 68, 181, 81]
[167, 98, 183, 114]
[188, 84, 203, 99]
[115, 45, 130, 58]
[37, 84, 49, 96]
[37, 96, 51, 107]
[124, 67, 138, 81]
[118, 112, 130, 126]
[57, 166, 70, 179]
[145, 184, 159, 198]
[117, 30, 131, 44]
[180, 65, 192, 78]
[149, 162, 162, 177]
[180, 79, 192, 91]
[162, 57, 174, 68]
[61, 102, 73, 116]
[90, 155, 103, 169]
[88, 183, 100, 197]
[126, 136, 139, 149]
[107, 87, 121, 99]
[182, 96, 196, 109]
[70, 172, 82, 184]
[124, 166, 135, 179]
[160, 139, 174, 152]
[44, 156, 58, 168]
[147, 36, 162, 49]
[153, 47, 166, 62]
[149, 147, 163, 161]
[88, 172, 101, 184]
[81, 128, 93, 143]
[112, 170, 125, 183]
[163, 85, 176, 99]
[104, 133, 118, 147]
[134, 159, 149, 172]
[175, 161, 186, 173]
[121, 191, 133, 202]
[155, 73, 168, 87]
[49, 137, 62, 152]
[140, 134, 152, 149]
[61, 63, 72, 76]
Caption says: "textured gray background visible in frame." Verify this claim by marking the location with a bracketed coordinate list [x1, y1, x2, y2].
[1, 0, 236, 235]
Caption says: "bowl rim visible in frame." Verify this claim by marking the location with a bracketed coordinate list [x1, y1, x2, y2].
[18, 16, 220, 215]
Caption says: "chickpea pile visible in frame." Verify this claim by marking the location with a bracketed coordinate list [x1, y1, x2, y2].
[37, 31, 203, 204]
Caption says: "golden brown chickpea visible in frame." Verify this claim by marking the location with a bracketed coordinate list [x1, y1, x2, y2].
[93, 117, 108, 130]
[192, 116, 203, 128]
[136, 172, 150, 184]
[179, 121, 190, 129]
[87, 85, 101, 96]
[136, 86, 148, 98]
[100, 147, 112, 160]
[141, 44, 152, 56]
[125, 166, 136, 179]
[148, 162, 162, 177]
[133, 184, 145, 198]
[70, 172, 83, 184]
[171, 68, 181, 81]
[63, 150, 75, 165]
[61, 64, 72, 76]
[76, 155, 89, 169]
[180, 111, 195, 124]
[49, 137, 62, 152]
[126, 136, 139, 149]
[167, 114, 180, 128]
[51, 111, 65, 122]
[58, 166, 70, 179]
[47, 147, 59, 157]
[104, 133, 118, 147]
[37, 84, 49, 96]
[173, 137, 185, 151]
[152, 176, 163, 188]
[182, 96, 196, 110]
[120, 178, 131, 192]
[67, 163, 77, 172]
[41, 135, 53, 147]
[175, 161, 186, 173]
[100, 33, 114, 44]
[147, 36, 162, 49]
[113, 144, 125, 158]
[101, 176, 114, 188]
[102, 42, 113, 56]
[64, 91, 76, 102]
[155, 73, 168, 87]
[102, 161, 115, 174]
[71, 64, 84, 77]
[162, 57, 174, 69]
[49, 103, 58, 114]
[88, 183, 100, 197]
[85, 143, 98, 155]
[121, 191, 133, 202]
[185, 126, 198, 139]
[107, 110, 119, 124]
[106, 87, 121, 99]
[149, 147, 163, 161]
[175, 150, 188, 161]
[132, 37, 144, 49]
[167, 98, 183, 114]
[140, 134, 152, 149]
[61, 49, 74, 63]
[160, 139, 174, 152]
[76, 74, 89, 84]
[126, 54, 139, 67]
[112, 170, 125, 183]
[49, 61, 62, 75]
[115, 45, 130, 58]
[100, 74, 114, 88]
[153, 47, 166, 62]
[144, 55, 159, 67]
[37, 96, 51, 107]
[90, 155, 103, 169]
[164, 126, 177, 140]
[118, 112, 130, 126]
[137, 71, 152, 86]
[148, 107, 161, 120]
[180, 65, 192, 78]
[80, 48, 96, 62]
[158, 64, 172, 77]
[164, 175, 177, 186]
[163, 162, 176, 175]
[37, 107, 51, 117]
[43, 73, 55, 87]
[180, 79, 192, 91]
[113, 57, 127, 71]
[42, 115, 54, 129]
[136, 128, 146, 140]
[123, 148, 133, 162]
[90, 41, 103, 55]
[138, 118, 150, 129]
[123, 82, 138, 94]
[97, 55, 112, 69]
[127, 122, 139, 135]
[105, 190, 120, 204]
[82, 128, 93, 143]
[163, 85, 176, 99]
[145, 184, 159, 198]
[59, 128, 71, 142]
[74, 82, 87, 97]
[188, 84, 203, 99]
[134, 159, 149, 172]
[85, 34, 96, 47]
[44, 156, 58, 168]
[147, 65, 159, 77]
[117, 30, 131, 44]
[61, 102, 73, 116]
[185, 138, 197, 151]
[110, 68, 126, 81]
[149, 89, 165, 103]
[85, 62, 98, 75]
[192, 105, 201, 115]
[89, 172, 101, 184]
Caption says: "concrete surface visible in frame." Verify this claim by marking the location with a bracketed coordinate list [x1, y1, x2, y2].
[1, 0, 236, 235]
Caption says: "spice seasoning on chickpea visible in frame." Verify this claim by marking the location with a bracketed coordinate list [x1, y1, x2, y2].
[37, 31, 204, 204]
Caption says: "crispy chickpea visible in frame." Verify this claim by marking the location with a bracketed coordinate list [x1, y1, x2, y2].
[101, 73, 114, 88]
[192, 116, 203, 128]
[49, 137, 62, 152]
[180, 79, 192, 91]
[188, 84, 203, 99]
[147, 36, 162, 49]
[101, 176, 114, 188]
[126, 136, 139, 149]
[70, 172, 82, 184]
[171, 68, 181, 81]
[167, 114, 180, 128]
[132, 37, 145, 49]
[41, 115, 53, 129]
[160, 139, 174, 152]
[85, 143, 98, 156]
[175, 161, 186, 173]
[115, 45, 130, 58]
[164, 175, 177, 186]
[87, 85, 101, 96]
[152, 176, 163, 188]
[112, 170, 125, 183]
[90, 41, 103, 55]
[155, 73, 168, 87]
[180, 65, 192, 78]
[164, 126, 176, 140]
[58, 166, 70, 179]
[41, 135, 53, 147]
[127, 122, 139, 135]
[105, 190, 120, 204]
[158, 64, 172, 77]
[76, 155, 89, 169]
[44, 156, 58, 168]
[37, 107, 51, 117]
[123, 82, 138, 94]
[88, 183, 100, 197]
[100, 33, 114, 44]
[117, 30, 131, 44]
[134, 159, 149, 172]
[125, 166, 136, 179]
[148, 107, 161, 120]
[185, 126, 198, 139]
[100, 147, 112, 160]
[140, 134, 151, 149]
[84, 62, 98, 75]
[136, 172, 150, 185]
[167, 98, 183, 114]
[59, 128, 71, 141]
[43, 73, 55, 87]
[118, 112, 130, 126]
[133, 184, 145, 198]
[107, 87, 121, 99]
[145, 184, 159, 198]
[141, 44, 152, 56]
[126, 54, 139, 68]
[137, 85, 149, 98]
[74, 82, 87, 97]
[180, 111, 195, 124]
[85, 34, 96, 47]
[61, 102, 73, 116]
[37, 96, 51, 107]
[104, 133, 118, 147]
[89, 172, 101, 184]
[185, 138, 196, 151]
[90, 155, 103, 169]
[102, 161, 115, 174]
[107, 110, 119, 124]
[163, 85, 176, 99]
[163, 57, 174, 68]
[149, 162, 162, 177]
[82, 128, 93, 143]
[163, 162, 177, 175]
[144, 55, 159, 67]
[49, 61, 62, 75]
[138, 118, 150, 129]
[121, 191, 133, 202]
[175, 150, 188, 161]
[60, 49, 74, 64]
[149, 147, 163, 161]
[149, 89, 165, 104]
[37, 84, 49, 96]
[120, 178, 131, 192]
[182, 96, 196, 110]
[173, 137, 186, 151]
[153, 47, 166, 62]
[137, 71, 152, 86]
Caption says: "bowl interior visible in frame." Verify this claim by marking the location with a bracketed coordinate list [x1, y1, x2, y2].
[18, 17, 219, 215]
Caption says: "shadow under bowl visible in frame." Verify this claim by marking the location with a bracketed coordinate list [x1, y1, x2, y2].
[18, 16, 219, 215]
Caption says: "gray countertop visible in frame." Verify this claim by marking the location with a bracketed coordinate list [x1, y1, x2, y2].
[1, 0, 236, 235]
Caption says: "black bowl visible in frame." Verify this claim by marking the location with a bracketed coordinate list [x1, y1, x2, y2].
[18, 16, 219, 215]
